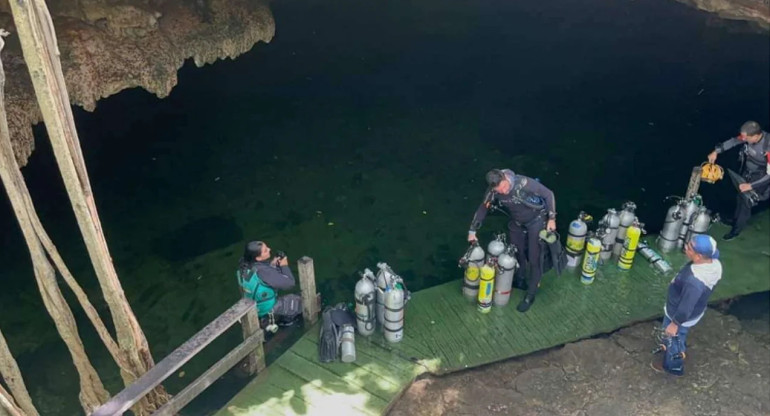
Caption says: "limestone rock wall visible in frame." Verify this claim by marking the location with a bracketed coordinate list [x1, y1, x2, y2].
[675, 0, 770, 28]
[0, 0, 274, 166]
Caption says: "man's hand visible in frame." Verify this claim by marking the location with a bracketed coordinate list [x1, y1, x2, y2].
[707, 151, 717, 164]
[272, 256, 289, 267]
[467, 233, 478, 243]
[665, 322, 679, 337]
[739, 183, 753, 193]
[546, 219, 556, 232]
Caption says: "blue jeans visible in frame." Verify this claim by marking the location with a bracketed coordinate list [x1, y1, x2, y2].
[661, 315, 691, 352]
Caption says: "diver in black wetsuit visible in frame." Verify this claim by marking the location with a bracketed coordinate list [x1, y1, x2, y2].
[468, 169, 557, 312]
[707, 121, 770, 241]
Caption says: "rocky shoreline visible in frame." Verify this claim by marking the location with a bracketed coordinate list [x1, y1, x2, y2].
[390, 308, 770, 416]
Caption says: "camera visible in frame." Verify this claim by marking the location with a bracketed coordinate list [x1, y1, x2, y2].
[274, 250, 286, 261]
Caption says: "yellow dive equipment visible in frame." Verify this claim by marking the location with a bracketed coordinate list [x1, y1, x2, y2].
[700, 162, 723, 184]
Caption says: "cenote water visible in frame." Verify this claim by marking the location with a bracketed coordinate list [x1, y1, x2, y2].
[0, 0, 767, 414]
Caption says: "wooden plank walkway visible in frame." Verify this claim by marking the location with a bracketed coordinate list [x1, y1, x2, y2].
[217, 214, 770, 416]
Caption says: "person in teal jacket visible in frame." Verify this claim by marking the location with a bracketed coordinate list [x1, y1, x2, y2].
[237, 240, 302, 326]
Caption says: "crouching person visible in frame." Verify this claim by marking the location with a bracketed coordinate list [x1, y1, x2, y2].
[237, 240, 302, 331]
[652, 235, 722, 376]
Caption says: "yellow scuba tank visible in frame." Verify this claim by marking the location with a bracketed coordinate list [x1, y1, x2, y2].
[618, 221, 643, 271]
[581, 234, 601, 285]
[477, 260, 495, 313]
[566, 212, 592, 267]
[700, 162, 724, 184]
[464, 265, 480, 295]
[460, 242, 485, 300]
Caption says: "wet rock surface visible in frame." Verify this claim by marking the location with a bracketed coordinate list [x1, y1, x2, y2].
[0, 0, 274, 166]
[674, 0, 770, 29]
[390, 309, 770, 416]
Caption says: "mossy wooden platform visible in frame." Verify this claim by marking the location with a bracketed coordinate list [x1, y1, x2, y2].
[218, 215, 770, 416]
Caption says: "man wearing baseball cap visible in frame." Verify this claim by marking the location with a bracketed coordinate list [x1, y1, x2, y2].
[652, 234, 722, 376]
[707, 120, 770, 240]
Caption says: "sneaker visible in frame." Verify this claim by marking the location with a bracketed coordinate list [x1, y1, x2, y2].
[722, 230, 740, 241]
[516, 294, 535, 312]
[650, 358, 665, 374]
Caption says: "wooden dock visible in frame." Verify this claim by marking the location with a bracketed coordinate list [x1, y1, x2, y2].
[217, 215, 770, 416]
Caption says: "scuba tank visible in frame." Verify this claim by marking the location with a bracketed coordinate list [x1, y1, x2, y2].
[340, 324, 356, 363]
[375, 262, 408, 343]
[459, 242, 486, 301]
[493, 245, 518, 306]
[613, 202, 637, 257]
[618, 219, 644, 271]
[581, 232, 602, 285]
[477, 257, 496, 313]
[566, 211, 592, 268]
[658, 198, 685, 253]
[375, 262, 402, 326]
[383, 284, 405, 343]
[354, 269, 377, 336]
[375, 263, 395, 326]
[677, 195, 701, 249]
[685, 207, 714, 246]
[637, 241, 673, 274]
[599, 209, 620, 263]
[486, 233, 506, 263]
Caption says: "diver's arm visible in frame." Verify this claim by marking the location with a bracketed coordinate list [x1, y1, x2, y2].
[748, 172, 770, 189]
[523, 178, 556, 219]
[715, 137, 742, 154]
[256, 263, 296, 290]
[469, 202, 489, 237]
[469, 190, 495, 237]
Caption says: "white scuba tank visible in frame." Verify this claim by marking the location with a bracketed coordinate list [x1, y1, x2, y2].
[658, 199, 685, 253]
[340, 324, 356, 362]
[493, 246, 518, 306]
[376, 262, 408, 342]
[599, 209, 620, 262]
[383, 284, 405, 343]
[685, 207, 713, 246]
[354, 268, 377, 336]
[375, 262, 396, 326]
[638, 241, 673, 274]
[486, 233, 506, 262]
[677, 196, 700, 248]
[613, 202, 637, 257]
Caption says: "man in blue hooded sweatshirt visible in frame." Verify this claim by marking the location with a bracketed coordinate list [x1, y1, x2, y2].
[652, 234, 722, 376]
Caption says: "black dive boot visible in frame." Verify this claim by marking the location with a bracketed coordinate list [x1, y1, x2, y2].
[517, 294, 535, 313]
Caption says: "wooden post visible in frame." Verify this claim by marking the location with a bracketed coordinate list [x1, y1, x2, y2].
[298, 256, 320, 325]
[686, 166, 702, 199]
[239, 307, 265, 375]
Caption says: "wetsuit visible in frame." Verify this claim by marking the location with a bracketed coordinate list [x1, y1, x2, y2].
[715, 131, 770, 233]
[469, 169, 556, 296]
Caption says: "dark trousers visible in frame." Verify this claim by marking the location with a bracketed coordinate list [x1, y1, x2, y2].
[508, 216, 545, 296]
[732, 170, 770, 233]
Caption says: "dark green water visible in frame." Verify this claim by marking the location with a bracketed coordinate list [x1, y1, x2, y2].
[0, 0, 768, 414]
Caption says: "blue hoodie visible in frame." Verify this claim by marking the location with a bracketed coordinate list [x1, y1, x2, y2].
[664, 260, 722, 327]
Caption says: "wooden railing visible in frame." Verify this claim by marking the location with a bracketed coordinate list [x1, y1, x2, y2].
[92, 256, 321, 416]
